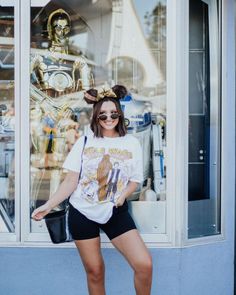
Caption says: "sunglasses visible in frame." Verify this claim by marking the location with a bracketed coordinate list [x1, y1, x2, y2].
[98, 112, 120, 121]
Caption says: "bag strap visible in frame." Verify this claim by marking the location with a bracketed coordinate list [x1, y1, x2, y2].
[78, 135, 87, 181]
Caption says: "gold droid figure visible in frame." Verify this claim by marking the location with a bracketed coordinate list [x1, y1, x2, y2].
[31, 9, 93, 97]
[30, 9, 93, 169]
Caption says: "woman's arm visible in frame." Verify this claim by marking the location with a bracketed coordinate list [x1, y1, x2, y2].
[31, 170, 79, 220]
[115, 181, 139, 207]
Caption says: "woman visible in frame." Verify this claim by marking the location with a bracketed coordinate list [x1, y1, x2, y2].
[31, 84, 153, 295]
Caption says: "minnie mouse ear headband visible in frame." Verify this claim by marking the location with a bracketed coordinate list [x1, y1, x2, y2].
[84, 84, 127, 104]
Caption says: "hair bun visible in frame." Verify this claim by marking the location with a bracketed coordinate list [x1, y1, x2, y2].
[83, 88, 98, 104]
[112, 85, 127, 99]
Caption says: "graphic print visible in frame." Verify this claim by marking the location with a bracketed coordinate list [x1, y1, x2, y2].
[97, 154, 112, 201]
[106, 162, 121, 202]
[80, 147, 132, 204]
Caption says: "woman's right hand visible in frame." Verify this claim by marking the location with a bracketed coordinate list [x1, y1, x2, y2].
[31, 203, 51, 221]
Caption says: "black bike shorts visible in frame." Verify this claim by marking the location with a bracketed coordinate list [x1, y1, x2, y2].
[68, 201, 136, 240]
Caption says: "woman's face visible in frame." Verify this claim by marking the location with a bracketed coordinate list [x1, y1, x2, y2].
[98, 101, 120, 132]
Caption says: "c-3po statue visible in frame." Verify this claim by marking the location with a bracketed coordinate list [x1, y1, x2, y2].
[30, 9, 93, 210]
[31, 9, 93, 96]
[30, 9, 93, 168]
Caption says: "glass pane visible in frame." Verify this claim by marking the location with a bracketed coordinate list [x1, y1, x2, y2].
[0, 5, 15, 233]
[126, 0, 167, 234]
[30, 0, 167, 234]
[188, 0, 221, 238]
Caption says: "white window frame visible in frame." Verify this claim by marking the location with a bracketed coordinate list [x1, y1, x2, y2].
[19, 0, 176, 246]
[0, 0, 227, 247]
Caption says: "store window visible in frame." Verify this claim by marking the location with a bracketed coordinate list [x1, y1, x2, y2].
[188, 0, 221, 238]
[29, 0, 167, 236]
[0, 5, 15, 233]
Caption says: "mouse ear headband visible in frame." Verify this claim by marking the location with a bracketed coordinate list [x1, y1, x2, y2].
[84, 85, 118, 104]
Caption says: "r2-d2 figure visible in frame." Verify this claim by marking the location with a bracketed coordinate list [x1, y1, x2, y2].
[120, 94, 166, 200]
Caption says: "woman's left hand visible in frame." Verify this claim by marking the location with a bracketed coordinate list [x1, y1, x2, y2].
[115, 194, 126, 208]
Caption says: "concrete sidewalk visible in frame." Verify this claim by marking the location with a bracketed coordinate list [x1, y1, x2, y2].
[0, 244, 232, 295]
[0, 247, 161, 295]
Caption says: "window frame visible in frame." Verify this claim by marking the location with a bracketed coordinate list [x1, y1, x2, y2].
[0, 0, 227, 247]
[184, 0, 224, 246]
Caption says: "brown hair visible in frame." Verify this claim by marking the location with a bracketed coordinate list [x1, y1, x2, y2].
[84, 85, 127, 138]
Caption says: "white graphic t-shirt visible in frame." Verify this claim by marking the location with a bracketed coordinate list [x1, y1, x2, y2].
[62, 134, 143, 223]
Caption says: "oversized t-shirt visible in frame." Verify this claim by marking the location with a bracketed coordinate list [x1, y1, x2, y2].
[62, 134, 143, 223]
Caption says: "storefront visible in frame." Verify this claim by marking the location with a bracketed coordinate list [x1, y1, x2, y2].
[0, 0, 235, 294]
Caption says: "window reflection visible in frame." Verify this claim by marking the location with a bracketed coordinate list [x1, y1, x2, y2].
[30, 0, 167, 234]
[0, 6, 15, 233]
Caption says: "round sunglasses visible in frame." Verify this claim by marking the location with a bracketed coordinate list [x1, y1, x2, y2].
[98, 112, 120, 121]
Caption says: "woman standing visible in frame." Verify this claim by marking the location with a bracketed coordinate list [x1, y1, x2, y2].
[31, 85, 153, 295]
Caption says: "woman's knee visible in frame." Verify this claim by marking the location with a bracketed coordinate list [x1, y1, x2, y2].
[134, 254, 153, 277]
[85, 262, 105, 282]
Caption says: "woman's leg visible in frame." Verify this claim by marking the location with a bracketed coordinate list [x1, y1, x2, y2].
[74, 237, 106, 295]
[111, 229, 153, 295]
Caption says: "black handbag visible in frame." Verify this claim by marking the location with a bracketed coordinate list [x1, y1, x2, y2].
[44, 207, 70, 243]
[44, 136, 87, 244]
